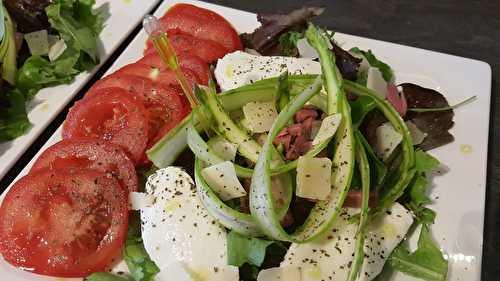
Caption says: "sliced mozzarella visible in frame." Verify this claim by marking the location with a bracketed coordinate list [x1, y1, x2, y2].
[210, 137, 238, 162]
[296, 156, 332, 200]
[351, 51, 370, 73]
[156, 261, 193, 281]
[215, 51, 321, 91]
[141, 167, 238, 281]
[282, 203, 413, 281]
[128, 192, 154, 210]
[374, 122, 403, 160]
[367, 67, 387, 98]
[312, 113, 342, 146]
[202, 161, 247, 201]
[257, 266, 302, 281]
[242, 101, 278, 133]
[406, 120, 427, 145]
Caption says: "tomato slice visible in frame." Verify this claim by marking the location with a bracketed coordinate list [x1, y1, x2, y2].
[160, 3, 242, 52]
[63, 88, 149, 165]
[114, 62, 199, 86]
[31, 138, 138, 192]
[0, 169, 128, 277]
[144, 31, 229, 63]
[138, 52, 210, 85]
[86, 75, 189, 147]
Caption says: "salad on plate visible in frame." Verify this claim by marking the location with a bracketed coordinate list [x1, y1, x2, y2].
[0, 3, 475, 281]
[0, 0, 105, 141]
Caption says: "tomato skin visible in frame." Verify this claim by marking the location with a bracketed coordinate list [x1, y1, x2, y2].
[114, 62, 199, 86]
[161, 3, 242, 52]
[0, 169, 128, 277]
[31, 138, 138, 192]
[144, 31, 229, 63]
[139, 52, 210, 85]
[63, 88, 149, 165]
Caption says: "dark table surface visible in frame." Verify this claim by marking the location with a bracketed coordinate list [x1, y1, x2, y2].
[0, 0, 498, 280]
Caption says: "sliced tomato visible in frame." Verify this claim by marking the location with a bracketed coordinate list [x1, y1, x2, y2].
[144, 31, 229, 63]
[89, 74, 155, 101]
[86, 75, 189, 146]
[160, 3, 242, 52]
[138, 52, 210, 85]
[114, 62, 199, 86]
[31, 138, 138, 192]
[63, 88, 149, 165]
[0, 169, 128, 277]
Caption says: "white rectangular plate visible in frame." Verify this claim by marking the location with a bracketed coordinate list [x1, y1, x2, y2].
[0, 0, 161, 180]
[0, 0, 492, 280]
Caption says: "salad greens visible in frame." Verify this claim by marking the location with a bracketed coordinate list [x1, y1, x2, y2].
[85, 273, 129, 281]
[351, 47, 394, 82]
[0, 0, 104, 141]
[122, 214, 160, 281]
[227, 231, 274, 267]
[278, 31, 302, 56]
[388, 225, 448, 281]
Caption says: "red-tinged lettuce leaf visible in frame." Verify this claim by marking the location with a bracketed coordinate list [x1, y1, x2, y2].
[402, 83, 454, 151]
[331, 42, 362, 81]
[240, 7, 324, 55]
[4, 0, 51, 33]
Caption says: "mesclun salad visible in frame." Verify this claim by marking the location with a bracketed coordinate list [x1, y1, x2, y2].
[0, 0, 104, 141]
[0, 4, 475, 281]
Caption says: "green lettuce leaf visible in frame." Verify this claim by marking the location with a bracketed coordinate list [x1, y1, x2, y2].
[350, 47, 394, 82]
[123, 213, 160, 281]
[351, 95, 376, 128]
[85, 272, 129, 281]
[227, 231, 274, 267]
[17, 47, 81, 99]
[0, 89, 30, 141]
[405, 172, 436, 224]
[46, 0, 102, 62]
[389, 224, 448, 281]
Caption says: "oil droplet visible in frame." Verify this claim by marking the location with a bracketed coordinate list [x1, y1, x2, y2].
[460, 144, 473, 155]
[165, 200, 180, 212]
[381, 223, 397, 240]
[56, 278, 68, 281]
[225, 65, 234, 78]
[304, 265, 322, 279]
[40, 103, 50, 112]
[123, 0, 131, 4]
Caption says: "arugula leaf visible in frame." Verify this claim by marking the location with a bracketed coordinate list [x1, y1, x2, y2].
[123, 213, 160, 281]
[227, 231, 274, 267]
[46, 0, 102, 62]
[84, 272, 129, 281]
[350, 47, 394, 82]
[17, 47, 81, 99]
[405, 172, 436, 224]
[389, 224, 448, 281]
[279, 31, 303, 56]
[0, 89, 30, 141]
[415, 150, 440, 172]
[351, 95, 376, 128]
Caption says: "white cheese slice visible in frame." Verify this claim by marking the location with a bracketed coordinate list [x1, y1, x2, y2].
[201, 161, 247, 201]
[297, 37, 319, 59]
[128, 192, 154, 210]
[48, 39, 67, 62]
[374, 122, 403, 160]
[367, 67, 387, 98]
[296, 156, 332, 200]
[24, 30, 49, 56]
[242, 101, 279, 133]
[215, 51, 321, 91]
[210, 138, 238, 162]
[406, 120, 427, 145]
[141, 167, 239, 281]
[257, 266, 302, 281]
[312, 113, 342, 146]
[282, 203, 413, 281]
